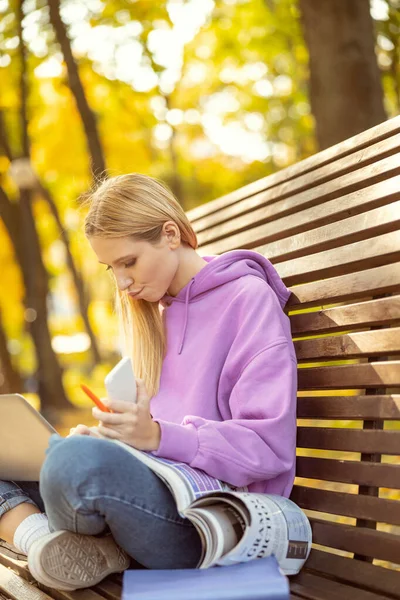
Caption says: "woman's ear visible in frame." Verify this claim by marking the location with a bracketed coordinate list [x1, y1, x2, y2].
[163, 221, 181, 249]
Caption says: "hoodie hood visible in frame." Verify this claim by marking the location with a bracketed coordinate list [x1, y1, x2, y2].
[160, 250, 291, 355]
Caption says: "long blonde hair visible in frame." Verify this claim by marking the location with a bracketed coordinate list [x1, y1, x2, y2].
[83, 173, 198, 397]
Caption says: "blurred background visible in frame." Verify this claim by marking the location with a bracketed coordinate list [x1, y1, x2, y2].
[0, 0, 399, 431]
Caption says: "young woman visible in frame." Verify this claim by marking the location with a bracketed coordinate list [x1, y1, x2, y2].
[0, 174, 297, 590]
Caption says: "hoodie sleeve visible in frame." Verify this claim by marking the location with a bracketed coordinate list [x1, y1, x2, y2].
[152, 339, 297, 489]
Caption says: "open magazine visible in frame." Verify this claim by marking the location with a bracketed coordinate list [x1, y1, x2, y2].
[111, 440, 312, 575]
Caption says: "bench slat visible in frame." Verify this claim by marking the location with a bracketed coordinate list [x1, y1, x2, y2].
[93, 579, 122, 600]
[296, 456, 400, 488]
[0, 553, 106, 600]
[291, 570, 391, 600]
[303, 549, 400, 599]
[0, 562, 54, 600]
[287, 262, 400, 308]
[290, 296, 400, 336]
[297, 427, 400, 454]
[256, 189, 400, 265]
[309, 518, 400, 564]
[290, 582, 344, 600]
[291, 486, 400, 525]
[295, 327, 400, 360]
[297, 395, 400, 420]
[196, 143, 400, 244]
[0, 553, 36, 585]
[197, 153, 400, 252]
[188, 116, 400, 224]
[298, 361, 400, 389]
[279, 229, 400, 287]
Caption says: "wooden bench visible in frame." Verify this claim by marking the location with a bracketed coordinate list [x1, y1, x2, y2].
[1, 115, 399, 600]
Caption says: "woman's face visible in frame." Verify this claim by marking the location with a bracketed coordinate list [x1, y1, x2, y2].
[89, 223, 180, 302]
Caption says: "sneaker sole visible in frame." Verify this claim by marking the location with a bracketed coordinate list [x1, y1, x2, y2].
[28, 531, 130, 591]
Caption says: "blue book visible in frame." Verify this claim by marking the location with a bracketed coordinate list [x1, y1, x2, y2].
[122, 557, 289, 600]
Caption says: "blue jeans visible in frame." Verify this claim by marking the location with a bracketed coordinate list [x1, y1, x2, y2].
[0, 434, 202, 569]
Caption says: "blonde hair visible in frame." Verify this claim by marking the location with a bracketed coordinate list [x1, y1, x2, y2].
[83, 173, 198, 398]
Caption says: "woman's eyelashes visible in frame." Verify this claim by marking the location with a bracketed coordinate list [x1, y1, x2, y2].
[124, 259, 136, 268]
[105, 259, 136, 272]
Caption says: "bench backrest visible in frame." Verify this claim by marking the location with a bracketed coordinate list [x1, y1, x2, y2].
[187, 116, 400, 598]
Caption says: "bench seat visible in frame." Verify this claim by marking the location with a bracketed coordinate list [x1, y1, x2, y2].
[188, 114, 400, 599]
[1, 115, 399, 599]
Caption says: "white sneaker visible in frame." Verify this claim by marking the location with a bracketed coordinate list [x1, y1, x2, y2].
[27, 530, 130, 591]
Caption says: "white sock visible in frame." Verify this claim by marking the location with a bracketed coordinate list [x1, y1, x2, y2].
[13, 513, 50, 555]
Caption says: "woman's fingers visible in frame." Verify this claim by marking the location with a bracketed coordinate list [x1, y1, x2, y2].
[67, 424, 105, 438]
[67, 424, 91, 437]
[97, 424, 121, 439]
[87, 425, 103, 438]
[92, 407, 132, 423]
[99, 397, 137, 414]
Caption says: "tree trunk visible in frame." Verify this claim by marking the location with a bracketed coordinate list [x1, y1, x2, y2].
[19, 187, 72, 413]
[47, 0, 106, 178]
[386, 5, 400, 113]
[299, 0, 387, 149]
[0, 308, 23, 393]
[14, 0, 71, 414]
[0, 184, 71, 414]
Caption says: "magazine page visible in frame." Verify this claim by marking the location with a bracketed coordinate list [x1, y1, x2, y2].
[110, 439, 236, 513]
[185, 501, 248, 569]
[190, 492, 312, 575]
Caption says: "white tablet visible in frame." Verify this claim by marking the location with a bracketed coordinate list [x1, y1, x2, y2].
[0, 394, 58, 482]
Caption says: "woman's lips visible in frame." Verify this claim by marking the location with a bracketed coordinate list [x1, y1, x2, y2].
[128, 287, 143, 298]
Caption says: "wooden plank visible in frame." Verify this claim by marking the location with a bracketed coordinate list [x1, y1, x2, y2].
[304, 549, 400, 599]
[297, 427, 400, 454]
[109, 573, 123, 586]
[290, 581, 346, 600]
[197, 155, 400, 255]
[287, 262, 400, 309]
[295, 456, 400, 488]
[0, 553, 33, 581]
[196, 153, 400, 249]
[0, 552, 106, 600]
[295, 327, 400, 361]
[0, 563, 54, 600]
[278, 229, 400, 287]
[34, 590, 101, 600]
[309, 518, 400, 564]
[35, 586, 103, 600]
[298, 361, 400, 390]
[93, 579, 122, 600]
[188, 115, 400, 223]
[289, 296, 400, 336]
[255, 191, 400, 266]
[290, 486, 400, 525]
[297, 395, 400, 420]
[291, 571, 391, 600]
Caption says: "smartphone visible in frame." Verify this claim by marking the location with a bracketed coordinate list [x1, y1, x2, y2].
[104, 357, 137, 403]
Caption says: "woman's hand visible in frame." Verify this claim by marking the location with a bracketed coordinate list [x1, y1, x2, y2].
[67, 424, 103, 438]
[91, 379, 161, 451]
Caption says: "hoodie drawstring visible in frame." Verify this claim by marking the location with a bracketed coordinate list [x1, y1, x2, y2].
[178, 278, 195, 355]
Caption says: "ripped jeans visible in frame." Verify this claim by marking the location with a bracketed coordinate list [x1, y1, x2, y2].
[0, 434, 202, 569]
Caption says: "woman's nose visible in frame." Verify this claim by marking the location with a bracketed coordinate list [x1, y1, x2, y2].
[117, 276, 134, 291]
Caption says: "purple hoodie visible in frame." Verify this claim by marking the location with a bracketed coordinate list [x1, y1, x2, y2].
[151, 250, 297, 497]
